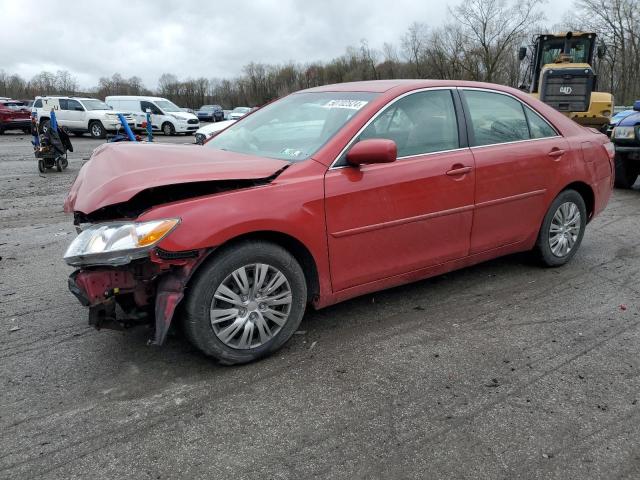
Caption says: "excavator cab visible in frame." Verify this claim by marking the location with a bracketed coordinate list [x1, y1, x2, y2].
[519, 32, 612, 130]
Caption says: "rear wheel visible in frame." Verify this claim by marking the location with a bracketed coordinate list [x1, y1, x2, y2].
[89, 121, 106, 139]
[534, 189, 587, 267]
[614, 153, 639, 189]
[183, 241, 307, 365]
[162, 122, 175, 136]
[37, 159, 45, 173]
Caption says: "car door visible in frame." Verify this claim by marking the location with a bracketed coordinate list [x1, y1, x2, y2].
[324, 89, 475, 291]
[460, 88, 570, 254]
[64, 99, 85, 130]
[140, 101, 163, 130]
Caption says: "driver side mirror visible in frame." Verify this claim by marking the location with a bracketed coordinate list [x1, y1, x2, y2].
[346, 139, 397, 166]
[518, 47, 527, 61]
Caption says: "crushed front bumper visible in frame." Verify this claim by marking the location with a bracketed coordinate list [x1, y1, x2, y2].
[67, 250, 208, 345]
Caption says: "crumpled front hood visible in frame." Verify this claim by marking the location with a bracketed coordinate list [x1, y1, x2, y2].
[64, 142, 290, 215]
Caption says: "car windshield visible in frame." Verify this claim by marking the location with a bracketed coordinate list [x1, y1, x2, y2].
[82, 99, 111, 110]
[541, 37, 592, 64]
[155, 100, 182, 112]
[206, 92, 377, 161]
[201, 105, 216, 111]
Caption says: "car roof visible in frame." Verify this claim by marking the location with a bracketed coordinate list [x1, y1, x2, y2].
[299, 79, 529, 95]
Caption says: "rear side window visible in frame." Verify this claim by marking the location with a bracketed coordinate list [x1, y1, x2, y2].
[359, 89, 459, 157]
[58, 99, 69, 110]
[525, 106, 557, 138]
[463, 90, 530, 146]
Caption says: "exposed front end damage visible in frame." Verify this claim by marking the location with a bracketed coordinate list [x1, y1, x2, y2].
[68, 249, 209, 345]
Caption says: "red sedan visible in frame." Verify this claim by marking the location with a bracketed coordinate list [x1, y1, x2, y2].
[64, 80, 614, 364]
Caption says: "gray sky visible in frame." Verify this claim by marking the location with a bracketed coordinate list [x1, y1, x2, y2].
[1, 0, 573, 90]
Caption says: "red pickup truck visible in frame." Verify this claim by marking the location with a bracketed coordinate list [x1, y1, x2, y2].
[0, 100, 31, 134]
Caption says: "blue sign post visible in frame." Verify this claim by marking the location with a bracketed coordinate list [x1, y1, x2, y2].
[146, 110, 153, 142]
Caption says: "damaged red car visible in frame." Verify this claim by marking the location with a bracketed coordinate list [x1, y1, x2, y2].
[64, 80, 614, 364]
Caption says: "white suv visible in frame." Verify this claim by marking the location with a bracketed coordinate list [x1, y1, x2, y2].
[32, 96, 135, 138]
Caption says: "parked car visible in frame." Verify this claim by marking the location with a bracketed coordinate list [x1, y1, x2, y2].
[229, 106, 251, 120]
[611, 100, 640, 188]
[197, 105, 224, 122]
[105, 96, 199, 135]
[604, 109, 635, 137]
[64, 80, 614, 365]
[223, 109, 232, 120]
[0, 99, 31, 134]
[32, 96, 135, 138]
[194, 119, 236, 144]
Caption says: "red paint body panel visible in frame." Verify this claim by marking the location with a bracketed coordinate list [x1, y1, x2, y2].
[66, 80, 614, 322]
[324, 149, 475, 290]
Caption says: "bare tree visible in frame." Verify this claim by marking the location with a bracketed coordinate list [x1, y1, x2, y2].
[451, 0, 544, 83]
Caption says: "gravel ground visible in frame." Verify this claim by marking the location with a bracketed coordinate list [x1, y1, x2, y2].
[0, 130, 639, 480]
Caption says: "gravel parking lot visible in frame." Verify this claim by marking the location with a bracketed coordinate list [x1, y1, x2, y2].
[1, 131, 639, 479]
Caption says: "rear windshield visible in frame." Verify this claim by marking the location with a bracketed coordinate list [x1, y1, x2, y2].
[206, 92, 377, 161]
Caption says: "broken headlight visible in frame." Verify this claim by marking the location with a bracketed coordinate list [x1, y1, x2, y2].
[63, 218, 180, 266]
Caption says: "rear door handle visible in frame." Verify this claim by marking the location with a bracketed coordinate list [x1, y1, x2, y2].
[548, 149, 565, 158]
[446, 166, 473, 176]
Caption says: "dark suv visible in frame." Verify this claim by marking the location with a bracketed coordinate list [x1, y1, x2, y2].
[196, 105, 224, 122]
[611, 100, 640, 188]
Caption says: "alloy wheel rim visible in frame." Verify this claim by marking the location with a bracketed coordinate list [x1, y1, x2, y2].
[549, 201, 581, 257]
[210, 263, 292, 350]
[92, 124, 101, 136]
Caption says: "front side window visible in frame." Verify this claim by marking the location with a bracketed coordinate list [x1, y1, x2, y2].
[463, 90, 530, 146]
[141, 101, 162, 115]
[206, 92, 377, 161]
[66, 99, 83, 111]
[358, 89, 459, 158]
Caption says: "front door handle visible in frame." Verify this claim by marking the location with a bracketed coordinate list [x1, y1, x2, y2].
[548, 148, 565, 158]
[446, 165, 473, 176]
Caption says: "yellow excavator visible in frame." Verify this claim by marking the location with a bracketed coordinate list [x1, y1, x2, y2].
[518, 31, 613, 130]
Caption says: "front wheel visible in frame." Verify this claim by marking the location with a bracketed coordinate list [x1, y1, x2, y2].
[183, 241, 307, 365]
[534, 189, 587, 267]
[614, 154, 639, 189]
[89, 121, 106, 139]
[162, 122, 175, 136]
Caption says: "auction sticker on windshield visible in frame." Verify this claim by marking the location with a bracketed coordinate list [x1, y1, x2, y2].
[323, 99, 369, 110]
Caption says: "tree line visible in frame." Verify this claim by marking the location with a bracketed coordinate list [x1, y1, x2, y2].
[1, 0, 639, 108]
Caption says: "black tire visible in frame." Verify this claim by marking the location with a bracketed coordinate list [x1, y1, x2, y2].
[614, 153, 639, 189]
[37, 159, 45, 173]
[39, 119, 50, 134]
[56, 157, 63, 172]
[162, 122, 175, 136]
[89, 121, 106, 139]
[534, 189, 587, 267]
[0, 128, 4, 135]
[183, 240, 307, 365]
